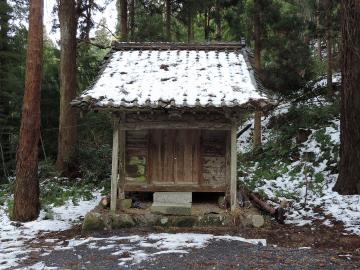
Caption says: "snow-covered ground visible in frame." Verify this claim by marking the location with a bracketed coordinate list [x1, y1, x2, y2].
[239, 93, 360, 236]
[38, 233, 265, 268]
[0, 197, 266, 269]
[0, 192, 102, 269]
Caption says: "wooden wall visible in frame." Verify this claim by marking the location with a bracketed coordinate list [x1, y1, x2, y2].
[125, 129, 228, 192]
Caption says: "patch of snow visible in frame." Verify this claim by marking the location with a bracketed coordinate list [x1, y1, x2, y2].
[59, 233, 266, 267]
[0, 191, 101, 270]
[312, 73, 341, 89]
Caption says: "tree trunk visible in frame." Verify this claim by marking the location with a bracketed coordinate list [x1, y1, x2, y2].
[253, 111, 262, 149]
[56, 0, 78, 174]
[334, 0, 360, 195]
[254, 0, 262, 71]
[215, 0, 221, 41]
[204, 8, 210, 41]
[13, 0, 43, 221]
[165, 0, 171, 41]
[129, 0, 135, 41]
[326, 29, 333, 95]
[187, 8, 193, 43]
[316, 0, 322, 59]
[117, 0, 128, 41]
[326, 0, 333, 96]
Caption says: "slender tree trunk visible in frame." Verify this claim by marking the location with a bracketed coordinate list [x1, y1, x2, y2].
[56, 0, 78, 174]
[187, 8, 193, 43]
[326, 0, 333, 95]
[215, 0, 221, 41]
[316, 0, 322, 59]
[326, 29, 333, 95]
[334, 0, 360, 194]
[129, 0, 135, 41]
[165, 0, 171, 41]
[254, 0, 262, 71]
[118, 0, 128, 41]
[253, 111, 262, 149]
[204, 8, 209, 41]
[13, 0, 43, 221]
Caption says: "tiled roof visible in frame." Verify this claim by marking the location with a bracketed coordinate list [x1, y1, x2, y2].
[73, 42, 272, 111]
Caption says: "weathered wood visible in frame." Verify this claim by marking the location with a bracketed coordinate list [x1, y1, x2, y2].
[148, 129, 201, 184]
[100, 195, 111, 208]
[201, 130, 226, 185]
[124, 183, 226, 192]
[118, 129, 126, 200]
[111, 125, 119, 211]
[225, 130, 231, 203]
[121, 121, 233, 130]
[112, 41, 245, 51]
[163, 130, 176, 182]
[230, 124, 237, 211]
[125, 130, 148, 184]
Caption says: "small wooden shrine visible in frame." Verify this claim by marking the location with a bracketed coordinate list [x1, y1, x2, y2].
[72, 42, 273, 211]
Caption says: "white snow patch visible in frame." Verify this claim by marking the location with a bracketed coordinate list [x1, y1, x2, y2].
[62, 233, 266, 267]
[0, 191, 101, 270]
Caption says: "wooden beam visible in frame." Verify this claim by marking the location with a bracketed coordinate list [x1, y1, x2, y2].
[230, 124, 238, 211]
[124, 183, 226, 192]
[121, 121, 232, 130]
[110, 124, 119, 211]
[118, 129, 126, 200]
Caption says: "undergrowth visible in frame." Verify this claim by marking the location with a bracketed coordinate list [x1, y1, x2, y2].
[238, 98, 340, 203]
[0, 157, 110, 219]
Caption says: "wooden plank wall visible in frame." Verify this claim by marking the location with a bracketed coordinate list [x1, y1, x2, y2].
[202, 130, 227, 185]
[125, 129, 228, 191]
[125, 130, 148, 184]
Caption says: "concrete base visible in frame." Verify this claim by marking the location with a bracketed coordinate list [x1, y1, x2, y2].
[151, 202, 192, 216]
[153, 192, 192, 204]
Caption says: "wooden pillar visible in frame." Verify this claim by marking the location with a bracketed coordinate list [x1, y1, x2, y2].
[253, 111, 262, 149]
[230, 124, 237, 211]
[118, 129, 126, 200]
[111, 123, 119, 211]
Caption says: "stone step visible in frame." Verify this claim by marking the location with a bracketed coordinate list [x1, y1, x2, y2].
[153, 192, 192, 204]
[150, 202, 192, 216]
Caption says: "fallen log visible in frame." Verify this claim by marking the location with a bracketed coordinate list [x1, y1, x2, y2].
[243, 189, 287, 224]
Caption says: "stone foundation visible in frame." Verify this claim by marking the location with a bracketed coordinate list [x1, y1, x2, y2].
[82, 202, 267, 232]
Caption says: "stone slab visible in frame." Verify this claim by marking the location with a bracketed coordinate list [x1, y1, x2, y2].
[153, 192, 192, 204]
[151, 202, 192, 216]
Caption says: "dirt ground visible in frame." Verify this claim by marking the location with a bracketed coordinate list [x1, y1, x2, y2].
[18, 218, 360, 269]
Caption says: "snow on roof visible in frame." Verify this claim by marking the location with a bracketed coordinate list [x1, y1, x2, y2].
[75, 43, 270, 110]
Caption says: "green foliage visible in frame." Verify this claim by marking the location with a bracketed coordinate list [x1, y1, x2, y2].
[40, 178, 98, 207]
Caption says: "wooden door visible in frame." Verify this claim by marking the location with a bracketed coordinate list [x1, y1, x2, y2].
[148, 129, 201, 185]
[174, 130, 201, 184]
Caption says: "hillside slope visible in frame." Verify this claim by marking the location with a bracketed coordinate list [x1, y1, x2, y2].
[238, 76, 360, 235]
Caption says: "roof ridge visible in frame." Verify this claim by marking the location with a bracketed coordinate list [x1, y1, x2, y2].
[111, 41, 245, 51]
